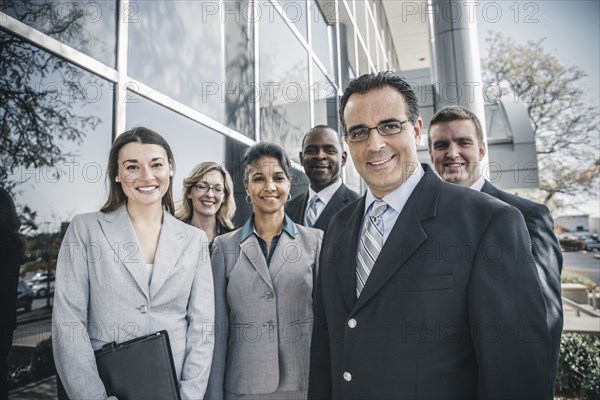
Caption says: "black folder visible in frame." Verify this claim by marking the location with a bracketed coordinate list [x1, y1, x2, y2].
[94, 330, 181, 400]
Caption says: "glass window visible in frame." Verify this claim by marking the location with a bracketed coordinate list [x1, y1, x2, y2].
[1, 0, 116, 67]
[310, 0, 334, 77]
[312, 62, 339, 132]
[224, 0, 256, 139]
[484, 102, 512, 140]
[338, 2, 356, 88]
[259, 10, 310, 160]
[128, 1, 225, 126]
[368, 13, 378, 63]
[354, 0, 367, 45]
[1, 35, 113, 232]
[278, 0, 307, 39]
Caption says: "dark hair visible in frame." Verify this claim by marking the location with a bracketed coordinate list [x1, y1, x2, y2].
[301, 125, 344, 149]
[241, 142, 292, 182]
[339, 71, 420, 132]
[101, 127, 176, 214]
[428, 105, 484, 149]
[175, 162, 236, 229]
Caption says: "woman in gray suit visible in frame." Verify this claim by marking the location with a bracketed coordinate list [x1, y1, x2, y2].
[206, 143, 322, 400]
[52, 127, 214, 399]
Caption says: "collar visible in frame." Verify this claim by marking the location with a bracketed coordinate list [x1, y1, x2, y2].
[239, 213, 297, 242]
[364, 162, 424, 216]
[470, 175, 486, 191]
[308, 179, 343, 205]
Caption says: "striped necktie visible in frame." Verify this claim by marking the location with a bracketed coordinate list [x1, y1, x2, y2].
[304, 195, 320, 227]
[356, 199, 388, 297]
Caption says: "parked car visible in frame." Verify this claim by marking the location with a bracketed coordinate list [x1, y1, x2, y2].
[583, 234, 600, 251]
[29, 276, 55, 298]
[16, 280, 33, 312]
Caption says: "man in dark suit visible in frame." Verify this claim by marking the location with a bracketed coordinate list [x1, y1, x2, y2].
[286, 125, 360, 230]
[428, 104, 563, 388]
[308, 72, 553, 399]
[0, 188, 25, 398]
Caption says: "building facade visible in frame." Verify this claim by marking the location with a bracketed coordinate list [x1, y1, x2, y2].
[1, 0, 407, 228]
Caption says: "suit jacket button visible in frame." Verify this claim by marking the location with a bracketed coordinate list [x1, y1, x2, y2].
[343, 371, 352, 382]
[139, 305, 147, 314]
[265, 291, 274, 300]
[347, 318, 357, 328]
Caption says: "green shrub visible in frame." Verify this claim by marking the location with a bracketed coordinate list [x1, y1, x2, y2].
[561, 270, 597, 287]
[555, 333, 600, 399]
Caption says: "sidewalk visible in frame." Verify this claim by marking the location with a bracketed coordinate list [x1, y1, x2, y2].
[9, 376, 57, 399]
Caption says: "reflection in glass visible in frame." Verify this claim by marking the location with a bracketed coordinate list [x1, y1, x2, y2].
[312, 62, 338, 132]
[224, 0, 255, 139]
[338, 3, 356, 88]
[1, 34, 113, 232]
[1, 0, 116, 67]
[279, 0, 307, 39]
[259, 10, 310, 161]
[310, 0, 333, 77]
[128, 1, 225, 125]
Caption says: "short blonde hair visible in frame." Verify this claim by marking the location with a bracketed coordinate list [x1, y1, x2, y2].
[175, 162, 236, 229]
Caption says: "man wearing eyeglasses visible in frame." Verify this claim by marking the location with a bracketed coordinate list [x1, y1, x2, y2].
[308, 72, 553, 399]
[286, 125, 360, 230]
[428, 105, 563, 391]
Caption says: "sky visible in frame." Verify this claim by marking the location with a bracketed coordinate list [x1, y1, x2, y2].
[476, 0, 600, 217]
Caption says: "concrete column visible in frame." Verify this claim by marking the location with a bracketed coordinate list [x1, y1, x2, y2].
[426, 0, 487, 136]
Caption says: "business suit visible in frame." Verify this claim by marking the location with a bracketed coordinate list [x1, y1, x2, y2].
[53, 204, 214, 399]
[309, 165, 552, 399]
[286, 184, 360, 230]
[482, 180, 563, 381]
[206, 215, 322, 399]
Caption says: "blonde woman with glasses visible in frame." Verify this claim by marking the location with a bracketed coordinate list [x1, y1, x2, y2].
[176, 162, 236, 244]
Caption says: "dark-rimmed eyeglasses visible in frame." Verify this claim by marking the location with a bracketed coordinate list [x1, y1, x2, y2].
[194, 184, 225, 195]
[345, 120, 409, 142]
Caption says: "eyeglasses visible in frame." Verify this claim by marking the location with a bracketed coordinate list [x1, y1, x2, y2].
[194, 183, 225, 195]
[345, 120, 409, 142]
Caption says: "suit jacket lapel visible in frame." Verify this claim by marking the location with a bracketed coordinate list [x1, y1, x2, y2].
[150, 212, 186, 298]
[240, 235, 273, 290]
[337, 196, 366, 311]
[315, 186, 345, 230]
[353, 167, 440, 313]
[98, 205, 149, 299]
[268, 224, 299, 282]
[481, 180, 498, 196]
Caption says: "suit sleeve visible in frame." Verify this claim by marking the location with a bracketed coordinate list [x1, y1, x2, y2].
[308, 230, 332, 400]
[204, 236, 229, 400]
[179, 230, 215, 399]
[52, 216, 116, 399]
[468, 206, 553, 399]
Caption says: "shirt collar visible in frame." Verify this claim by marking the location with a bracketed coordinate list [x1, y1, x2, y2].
[307, 179, 343, 205]
[240, 213, 297, 242]
[364, 162, 424, 216]
[470, 175, 486, 192]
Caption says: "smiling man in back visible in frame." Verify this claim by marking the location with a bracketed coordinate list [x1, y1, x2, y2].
[286, 125, 360, 230]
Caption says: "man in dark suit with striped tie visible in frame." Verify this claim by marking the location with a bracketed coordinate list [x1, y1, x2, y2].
[286, 125, 360, 230]
[308, 72, 553, 399]
[427, 105, 563, 391]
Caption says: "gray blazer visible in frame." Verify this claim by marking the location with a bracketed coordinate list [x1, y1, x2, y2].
[52, 204, 215, 399]
[206, 216, 322, 398]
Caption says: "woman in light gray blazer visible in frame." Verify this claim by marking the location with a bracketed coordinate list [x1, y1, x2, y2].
[52, 127, 214, 399]
[206, 143, 322, 400]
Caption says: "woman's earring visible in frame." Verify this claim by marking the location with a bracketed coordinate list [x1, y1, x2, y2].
[115, 176, 120, 183]
[245, 195, 252, 204]
[287, 193, 292, 201]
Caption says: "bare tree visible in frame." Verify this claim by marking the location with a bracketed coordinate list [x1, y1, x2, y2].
[482, 32, 599, 209]
[0, 1, 101, 230]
